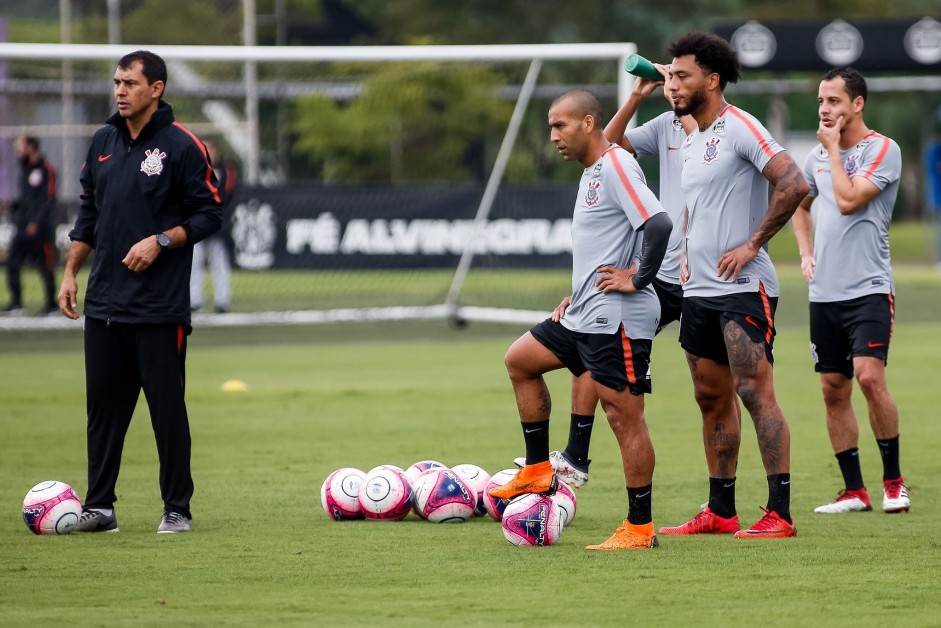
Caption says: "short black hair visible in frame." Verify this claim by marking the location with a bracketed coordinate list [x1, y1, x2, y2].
[118, 50, 167, 89]
[552, 89, 604, 126]
[668, 32, 741, 90]
[20, 136, 40, 150]
[822, 66, 867, 103]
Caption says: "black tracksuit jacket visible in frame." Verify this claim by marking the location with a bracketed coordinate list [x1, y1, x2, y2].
[69, 101, 223, 327]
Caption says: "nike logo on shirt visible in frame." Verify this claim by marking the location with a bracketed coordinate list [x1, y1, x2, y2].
[867, 341, 886, 348]
[98, 154, 113, 162]
[667, 146, 681, 151]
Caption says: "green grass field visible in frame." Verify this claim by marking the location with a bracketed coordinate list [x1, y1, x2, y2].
[2, 263, 941, 626]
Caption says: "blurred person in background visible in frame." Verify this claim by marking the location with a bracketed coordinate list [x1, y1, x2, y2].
[190, 139, 236, 314]
[4, 135, 58, 316]
[926, 128, 941, 268]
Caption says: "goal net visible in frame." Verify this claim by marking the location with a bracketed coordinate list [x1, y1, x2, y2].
[0, 41, 635, 330]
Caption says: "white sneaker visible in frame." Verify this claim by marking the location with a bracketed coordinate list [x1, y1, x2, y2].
[882, 479, 910, 513]
[813, 488, 872, 513]
[514, 451, 589, 488]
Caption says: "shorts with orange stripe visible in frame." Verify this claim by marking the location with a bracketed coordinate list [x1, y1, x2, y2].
[530, 319, 652, 395]
[680, 292, 778, 366]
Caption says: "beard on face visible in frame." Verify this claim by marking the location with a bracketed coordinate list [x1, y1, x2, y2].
[673, 86, 707, 117]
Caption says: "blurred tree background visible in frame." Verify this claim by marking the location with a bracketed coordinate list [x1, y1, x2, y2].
[0, 0, 938, 214]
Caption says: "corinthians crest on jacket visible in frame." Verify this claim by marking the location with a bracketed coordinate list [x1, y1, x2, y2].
[141, 148, 167, 176]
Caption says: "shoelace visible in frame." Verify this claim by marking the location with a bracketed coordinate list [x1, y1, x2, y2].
[79, 510, 101, 522]
[749, 507, 780, 531]
[163, 511, 184, 524]
[885, 482, 908, 499]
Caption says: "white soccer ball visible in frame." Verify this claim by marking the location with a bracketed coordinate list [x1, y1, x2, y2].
[451, 463, 491, 517]
[501, 493, 564, 547]
[22, 481, 83, 535]
[551, 480, 577, 527]
[412, 468, 475, 523]
[404, 460, 446, 486]
[483, 468, 518, 522]
[320, 467, 366, 521]
[359, 466, 413, 521]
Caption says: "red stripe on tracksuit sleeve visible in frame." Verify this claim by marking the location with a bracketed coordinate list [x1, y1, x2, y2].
[726, 106, 776, 158]
[172, 121, 222, 204]
[604, 147, 651, 221]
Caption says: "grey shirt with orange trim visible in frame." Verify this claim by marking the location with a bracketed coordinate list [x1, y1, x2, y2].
[680, 105, 783, 298]
[561, 145, 666, 339]
[802, 131, 900, 302]
[624, 111, 689, 284]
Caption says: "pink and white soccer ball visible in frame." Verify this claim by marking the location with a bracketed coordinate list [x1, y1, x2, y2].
[501, 493, 564, 547]
[551, 479, 577, 527]
[483, 468, 518, 522]
[358, 466, 412, 521]
[320, 467, 366, 521]
[451, 463, 491, 517]
[412, 468, 476, 523]
[404, 460, 446, 486]
[22, 481, 83, 535]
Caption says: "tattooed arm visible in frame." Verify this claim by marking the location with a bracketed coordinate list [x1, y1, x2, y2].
[717, 152, 810, 281]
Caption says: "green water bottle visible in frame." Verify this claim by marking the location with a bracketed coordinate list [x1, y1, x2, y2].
[624, 54, 664, 81]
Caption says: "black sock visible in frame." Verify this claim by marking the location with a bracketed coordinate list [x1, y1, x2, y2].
[835, 448, 865, 490]
[563, 413, 594, 468]
[522, 420, 550, 465]
[626, 484, 652, 525]
[767, 473, 791, 522]
[707, 477, 736, 518]
[876, 435, 901, 481]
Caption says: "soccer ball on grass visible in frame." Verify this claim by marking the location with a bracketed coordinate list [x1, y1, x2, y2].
[22, 481, 83, 535]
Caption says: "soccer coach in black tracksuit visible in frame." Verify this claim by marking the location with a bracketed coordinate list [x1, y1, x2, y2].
[58, 50, 222, 534]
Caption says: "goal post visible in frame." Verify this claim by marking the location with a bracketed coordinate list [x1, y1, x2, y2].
[0, 41, 636, 330]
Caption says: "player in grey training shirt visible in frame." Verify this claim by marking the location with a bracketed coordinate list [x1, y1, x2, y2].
[660, 33, 809, 539]
[792, 67, 909, 515]
[522, 65, 697, 490]
[493, 90, 672, 551]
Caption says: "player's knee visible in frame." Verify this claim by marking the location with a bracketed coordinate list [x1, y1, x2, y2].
[855, 369, 887, 401]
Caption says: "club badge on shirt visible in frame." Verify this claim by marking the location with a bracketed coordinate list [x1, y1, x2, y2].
[140, 148, 167, 176]
[585, 178, 601, 207]
[703, 138, 721, 164]
[844, 151, 861, 176]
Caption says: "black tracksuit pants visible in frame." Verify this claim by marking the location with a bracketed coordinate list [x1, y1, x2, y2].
[83, 317, 193, 519]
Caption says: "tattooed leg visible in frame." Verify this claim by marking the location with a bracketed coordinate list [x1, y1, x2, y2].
[725, 320, 791, 474]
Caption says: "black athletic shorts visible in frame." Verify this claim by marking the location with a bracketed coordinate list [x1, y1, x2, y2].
[653, 278, 683, 335]
[680, 287, 778, 366]
[810, 293, 894, 378]
[530, 318, 652, 395]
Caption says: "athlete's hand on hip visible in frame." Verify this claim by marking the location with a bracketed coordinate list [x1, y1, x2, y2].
[122, 236, 161, 272]
[717, 243, 759, 282]
[596, 263, 638, 294]
[551, 295, 572, 322]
